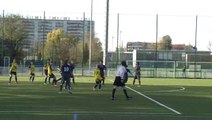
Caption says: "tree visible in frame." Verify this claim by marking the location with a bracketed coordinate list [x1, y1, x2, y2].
[91, 37, 103, 61]
[158, 35, 172, 50]
[44, 30, 103, 65]
[0, 14, 28, 61]
[83, 32, 103, 63]
[44, 29, 80, 63]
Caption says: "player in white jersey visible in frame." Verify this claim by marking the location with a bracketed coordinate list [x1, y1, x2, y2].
[111, 61, 132, 100]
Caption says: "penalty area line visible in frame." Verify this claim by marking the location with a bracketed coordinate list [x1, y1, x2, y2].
[0, 110, 174, 115]
[126, 86, 182, 115]
[0, 110, 178, 118]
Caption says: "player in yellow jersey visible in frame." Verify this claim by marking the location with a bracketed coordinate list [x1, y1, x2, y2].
[93, 65, 103, 91]
[8, 59, 18, 85]
[29, 62, 35, 82]
[43, 59, 50, 85]
[47, 61, 57, 86]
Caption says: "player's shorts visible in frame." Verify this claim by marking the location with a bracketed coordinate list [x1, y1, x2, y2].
[62, 75, 71, 81]
[44, 70, 48, 76]
[100, 72, 105, 78]
[30, 72, 35, 76]
[48, 73, 56, 78]
[134, 72, 141, 79]
[113, 76, 125, 87]
[10, 72, 17, 76]
[95, 80, 101, 84]
[70, 73, 74, 78]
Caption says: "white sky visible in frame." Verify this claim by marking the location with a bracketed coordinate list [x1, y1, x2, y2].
[1, 0, 212, 51]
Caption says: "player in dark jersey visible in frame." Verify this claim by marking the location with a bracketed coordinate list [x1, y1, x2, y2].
[97, 60, 106, 85]
[69, 60, 75, 84]
[56, 60, 63, 82]
[133, 62, 141, 86]
[58, 60, 72, 94]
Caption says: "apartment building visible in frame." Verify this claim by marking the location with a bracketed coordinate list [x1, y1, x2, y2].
[23, 17, 94, 50]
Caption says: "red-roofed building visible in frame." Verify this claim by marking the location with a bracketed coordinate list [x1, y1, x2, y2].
[172, 44, 186, 50]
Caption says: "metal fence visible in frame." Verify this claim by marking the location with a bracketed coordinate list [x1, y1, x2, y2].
[126, 60, 212, 79]
[1, 60, 212, 79]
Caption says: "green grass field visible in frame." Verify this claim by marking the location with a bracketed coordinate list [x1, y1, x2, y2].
[0, 76, 212, 120]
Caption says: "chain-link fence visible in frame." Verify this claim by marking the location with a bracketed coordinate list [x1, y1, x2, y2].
[1, 60, 212, 79]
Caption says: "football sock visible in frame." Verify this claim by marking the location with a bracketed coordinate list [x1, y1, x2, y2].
[112, 88, 116, 98]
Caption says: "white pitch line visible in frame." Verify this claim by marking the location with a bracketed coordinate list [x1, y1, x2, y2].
[126, 86, 182, 115]
[0, 110, 173, 115]
[143, 87, 186, 93]
[73, 111, 173, 115]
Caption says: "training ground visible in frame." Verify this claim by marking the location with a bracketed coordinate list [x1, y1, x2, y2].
[0, 76, 212, 120]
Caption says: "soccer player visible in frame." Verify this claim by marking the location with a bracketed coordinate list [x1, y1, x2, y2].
[112, 61, 132, 100]
[8, 59, 18, 85]
[93, 65, 103, 91]
[28, 62, 35, 82]
[182, 65, 186, 78]
[69, 60, 75, 84]
[98, 60, 106, 85]
[43, 59, 50, 85]
[59, 60, 73, 94]
[133, 62, 141, 86]
[56, 60, 63, 82]
[47, 61, 57, 86]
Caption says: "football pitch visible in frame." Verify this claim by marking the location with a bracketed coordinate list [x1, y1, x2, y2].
[0, 76, 212, 120]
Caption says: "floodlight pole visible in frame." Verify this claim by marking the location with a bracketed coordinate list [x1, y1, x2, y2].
[42, 11, 45, 75]
[120, 30, 122, 60]
[155, 14, 158, 77]
[82, 12, 85, 76]
[104, 0, 109, 71]
[1, 10, 4, 59]
[194, 15, 198, 78]
[116, 13, 119, 67]
[89, 0, 93, 73]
